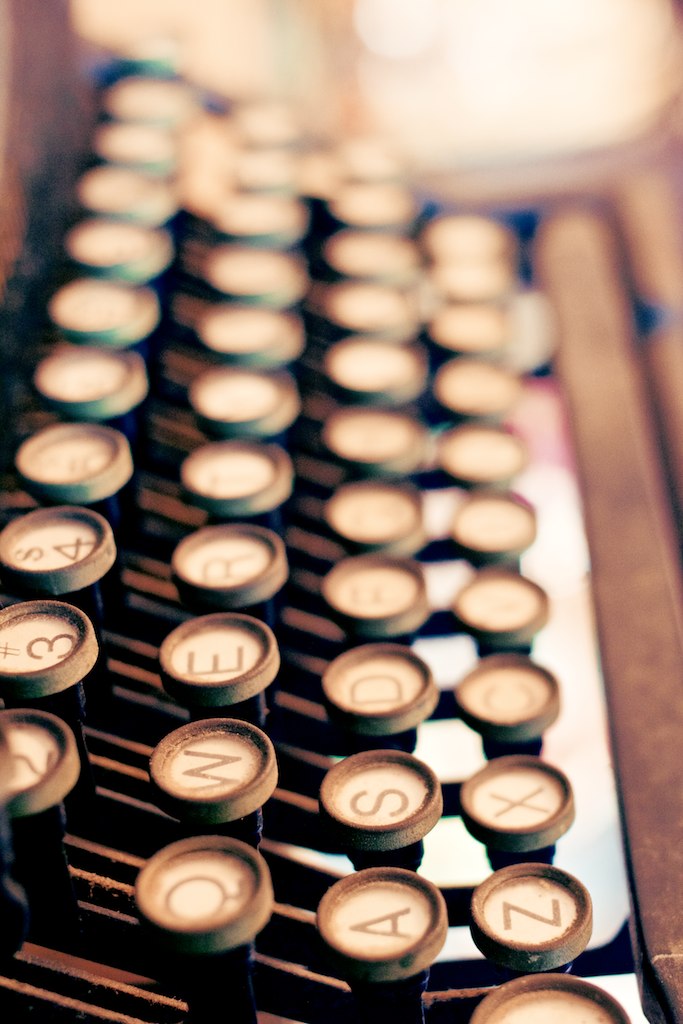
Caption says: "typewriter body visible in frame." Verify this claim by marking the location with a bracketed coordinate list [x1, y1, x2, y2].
[2, 1, 683, 1022]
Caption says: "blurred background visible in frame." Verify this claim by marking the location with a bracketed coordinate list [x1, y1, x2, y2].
[70, 0, 683, 200]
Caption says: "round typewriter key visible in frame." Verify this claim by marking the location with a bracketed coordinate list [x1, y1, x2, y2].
[102, 76, 197, 128]
[0, 600, 98, 701]
[452, 569, 550, 652]
[92, 121, 178, 177]
[232, 147, 298, 195]
[172, 523, 288, 620]
[322, 407, 427, 479]
[65, 218, 174, 283]
[48, 278, 160, 348]
[421, 214, 517, 265]
[181, 441, 293, 521]
[437, 425, 529, 490]
[317, 867, 447, 1023]
[322, 554, 430, 640]
[150, 718, 277, 840]
[135, 834, 273, 952]
[324, 481, 425, 556]
[451, 492, 537, 566]
[203, 246, 309, 308]
[470, 863, 592, 973]
[135, 836, 273, 1024]
[432, 358, 523, 424]
[15, 422, 134, 507]
[427, 303, 513, 361]
[34, 346, 148, 423]
[159, 612, 279, 712]
[322, 230, 421, 288]
[327, 182, 418, 233]
[460, 756, 574, 863]
[319, 749, 442, 870]
[233, 99, 303, 150]
[315, 281, 421, 343]
[324, 338, 428, 408]
[469, 972, 632, 1024]
[189, 366, 300, 441]
[0, 505, 116, 598]
[1, 708, 80, 819]
[336, 137, 404, 184]
[322, 644, 438, 738]
[454, 655, 560, 748]
[1, 708, 82, 945]
[317, 867, 447, 981]
[77, 165, 178, 227]
[429, 259, 517, 304]
[211, 194, 309, 250]
[196, 306, 305, 368]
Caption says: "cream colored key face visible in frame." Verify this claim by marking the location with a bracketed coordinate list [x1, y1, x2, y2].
[453, 494, 536, 554]
[206, 248, 306, 298]
[135, 836, 273, 953]
[199, 307, 303, 360]
[164, 733, 260, 797]
[326, 231, 419, 280]
[429, 303, 511, 356]
[326, 484, 421, 546]
[319, 749, 442, 850]
[482, 876, 578, 947]
[2, 518, 100, 574]
[328, 653, 425, 715]
[150, 718, 278, 825]
[50, 280, 146, 335]
[183, 447, 275, 500]
[421, 214, 515, 263]
[4, 723, 61, 796]
[147, 848, 255, 926]
[326, 880, 432, 960]
[327, 340, 422, 394]
[455, 574, 546, 634]
[332, 762, 430, 828]
[470, 864, 592, 971]
[470, 975, 631, 1024]
[480, 991, 623, 1024]
[35, 349, 128, 402]
[317, 867, 448, 983]
[18, 426, 120, 486]
[330, 183, 416, 228]
[193, 371, 280, 423]
[66, 219, 165, 269]
[330, 564, 420, 620]
[439, 426, 528, 485]
[213, 195, 307, 239]
[0, 709, 80, 817]
[179, 535, 271, 589]
[435, 360, 521, 418]
[431, 260, 515, 303]
[325, 410, 421, 464]
[326, 282, 415, 333]
[466, 765, 566, 831]
[169, 623, 265, 684]
[95, 122, 175, 166]
[457, 660, 557, 728]
[0, 614, 79, 673]
[77, 167, 176, 222]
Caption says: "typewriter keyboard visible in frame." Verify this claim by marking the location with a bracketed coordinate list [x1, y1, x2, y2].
[3, 39, 682, 1024]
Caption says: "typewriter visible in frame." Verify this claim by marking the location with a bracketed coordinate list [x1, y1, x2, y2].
[1, 1, 683, 1021]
